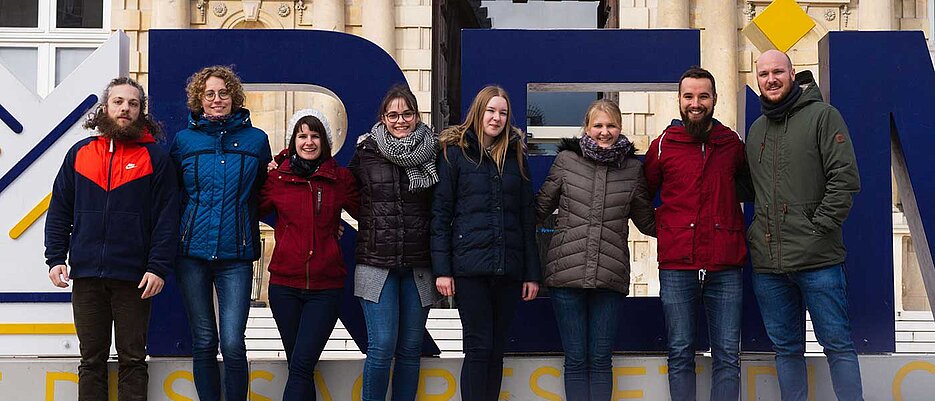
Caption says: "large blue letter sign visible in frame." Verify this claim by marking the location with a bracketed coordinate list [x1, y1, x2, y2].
[147, 29, 428, 356]
[144, 28, 926, 357]
[461, 29, 700, 352]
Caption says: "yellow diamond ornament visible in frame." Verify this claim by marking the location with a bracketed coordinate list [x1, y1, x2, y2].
[742, 0, 816, 52]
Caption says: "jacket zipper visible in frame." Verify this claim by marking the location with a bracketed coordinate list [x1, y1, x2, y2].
[393, 165, 403, 267]
[307, 180, 315, 289]
[240, 154, 247, 254]
[99, 139, 117, 277]
[772, 119, 783, 271]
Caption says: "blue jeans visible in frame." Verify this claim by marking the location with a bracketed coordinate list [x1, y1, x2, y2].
[268, 284, 342, 401]
[660, 268, 742, 401]
[455, 276, 522, 401]
[550, 287, 622, 401]
[752, 264, 864, 401]
[176, 257, 253, 401]
[360, 270, 430, 401]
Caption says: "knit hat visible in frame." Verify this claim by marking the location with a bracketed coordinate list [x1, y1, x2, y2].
[287, 108, 333, 147]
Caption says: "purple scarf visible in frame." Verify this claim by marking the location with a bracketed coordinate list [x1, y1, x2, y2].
[580, 134, 633, 166]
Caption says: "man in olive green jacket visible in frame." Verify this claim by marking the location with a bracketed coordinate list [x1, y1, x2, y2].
[746, 49, 863, 401]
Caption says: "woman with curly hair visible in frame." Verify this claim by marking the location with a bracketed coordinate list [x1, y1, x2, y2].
[170, 65, 272, 401]
[431, 85, 541, 401]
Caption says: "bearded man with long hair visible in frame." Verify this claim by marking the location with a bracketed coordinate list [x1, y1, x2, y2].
[45, 76, 179, 401]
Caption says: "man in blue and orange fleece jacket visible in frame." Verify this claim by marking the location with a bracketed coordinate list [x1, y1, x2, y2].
[44, 77, 179, 401]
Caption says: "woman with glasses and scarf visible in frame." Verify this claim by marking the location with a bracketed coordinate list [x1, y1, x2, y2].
[170, 65, 272, 401]
[260, 110, 360, 401]
[350, 85, 440, 401]
[535, 99, 655, 401]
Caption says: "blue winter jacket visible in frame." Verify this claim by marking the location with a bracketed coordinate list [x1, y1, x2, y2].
[430, 128, 541, 282]
[171, 108, 272, 261]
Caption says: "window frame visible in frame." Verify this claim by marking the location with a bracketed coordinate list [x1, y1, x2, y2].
[0, 0, 110, 97]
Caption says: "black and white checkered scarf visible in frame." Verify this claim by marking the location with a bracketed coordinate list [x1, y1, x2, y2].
[369, 121, 439, 191]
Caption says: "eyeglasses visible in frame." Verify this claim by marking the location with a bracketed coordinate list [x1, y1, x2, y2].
[204, 90, 231, 101]
[384, 111, 417, 123]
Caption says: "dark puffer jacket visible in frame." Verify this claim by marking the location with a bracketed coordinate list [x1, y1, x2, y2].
[430, 128, 541, 282]
[349, 136, 433, 270]
[535, 138, 655, 294]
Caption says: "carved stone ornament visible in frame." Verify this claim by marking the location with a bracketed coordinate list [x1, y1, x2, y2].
[213, 3, 228, 17]
[824, 9, 836, 21]
[278, 3, 291, 17]
[295, 0, 310, 25]
[196, 0, 208, 20]
[742, 2, 756, 22]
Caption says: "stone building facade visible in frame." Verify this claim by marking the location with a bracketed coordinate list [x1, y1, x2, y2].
[63, 0, 935, 307]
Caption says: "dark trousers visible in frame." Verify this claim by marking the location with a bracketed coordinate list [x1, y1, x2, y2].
[454, 276, 522, 401]
[268, 284, 342, 401]
[72, 278, 153, 401]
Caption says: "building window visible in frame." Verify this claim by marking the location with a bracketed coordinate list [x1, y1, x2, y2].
[56, 0, 103, 29]
[0, 0, 109, 96]
[0, 46, 38, 89]
[0, 0, 40, 28]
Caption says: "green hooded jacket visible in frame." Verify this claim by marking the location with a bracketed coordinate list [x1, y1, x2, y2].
[745, 71, 860, 273]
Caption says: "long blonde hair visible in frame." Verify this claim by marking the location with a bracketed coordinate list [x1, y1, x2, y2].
[439, 85, 528, 179]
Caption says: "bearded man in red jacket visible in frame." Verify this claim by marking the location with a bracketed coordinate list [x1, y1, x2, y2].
[645, 67, 749, 401]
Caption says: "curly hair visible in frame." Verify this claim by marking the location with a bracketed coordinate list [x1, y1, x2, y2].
[83, 76, 164, 140]
[185, 65, 246, 114]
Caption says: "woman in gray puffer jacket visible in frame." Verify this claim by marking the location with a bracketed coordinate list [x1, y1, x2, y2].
[535, 99, 656, 401]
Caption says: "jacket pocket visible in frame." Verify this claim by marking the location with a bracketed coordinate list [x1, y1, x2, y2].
[713, 222, 747, 266]
[656, 212, 695, 264]
[746, 207, 772, 268]
[269, 222, 303, 277]
[104, 212, 146, 270]
[180, 205, 195, 243]
[783, 202, 836, 267]
[69, 211, 104, 268]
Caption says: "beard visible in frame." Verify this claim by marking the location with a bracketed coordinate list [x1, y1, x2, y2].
[681, 107, 715, 143]
[96, 114, 146, 141]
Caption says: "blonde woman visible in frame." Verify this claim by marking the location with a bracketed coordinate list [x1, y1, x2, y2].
[536, 99, 655, 401]
[431, 85, 540, 401]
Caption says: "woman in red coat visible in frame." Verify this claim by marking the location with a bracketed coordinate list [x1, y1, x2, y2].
[259, 110, 360, 401]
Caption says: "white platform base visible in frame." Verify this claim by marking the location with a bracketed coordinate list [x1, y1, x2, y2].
[2, 354, 934, 400]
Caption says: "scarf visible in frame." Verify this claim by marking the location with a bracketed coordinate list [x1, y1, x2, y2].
[760, 82, 802, 121]
[202, 113, 232, 122]
[580, 134, 633, 166]
[368, 121, 439, 191]
[289, 154, 323, 179]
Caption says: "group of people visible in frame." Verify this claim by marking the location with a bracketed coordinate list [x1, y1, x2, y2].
[44, 48, 863, 401]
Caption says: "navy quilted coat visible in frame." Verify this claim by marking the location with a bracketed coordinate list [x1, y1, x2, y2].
[430, 128, 541, 282]
[171, 108, 272, 261]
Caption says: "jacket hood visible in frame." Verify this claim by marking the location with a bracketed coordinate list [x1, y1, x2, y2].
[789, 70, 823, 114]
[557, 137, 637, 158]
[187, 108, 253, 135]
[276, 156, 338, 182]
[662, 119, 741, 145]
